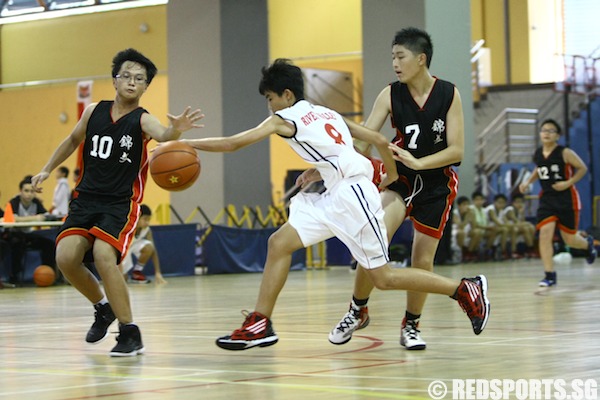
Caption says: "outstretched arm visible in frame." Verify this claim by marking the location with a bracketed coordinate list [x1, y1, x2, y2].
[183, 115, 294, 153]
[142, 106, 205, 143]
[31, 103, 95, 192]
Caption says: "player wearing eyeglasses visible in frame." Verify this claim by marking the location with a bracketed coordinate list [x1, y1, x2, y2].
[31, 48, 203, 356]
[519, 118, 596, 287]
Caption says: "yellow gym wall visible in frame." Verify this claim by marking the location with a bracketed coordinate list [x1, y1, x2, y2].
[267, 0, 362, 202]
[0, 5, 170, 222]
[508, 0, 530, 84]
[1, 6, 167, 83]
[0, 1, 545, 218]
[471, 0, 532, 85]
[471, 0, 484, 40]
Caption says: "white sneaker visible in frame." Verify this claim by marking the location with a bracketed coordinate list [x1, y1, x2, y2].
[400, 319, 426, 350]
[328, 302, 370, 345]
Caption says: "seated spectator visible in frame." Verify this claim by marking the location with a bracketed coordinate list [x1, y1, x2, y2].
[470, 191, 500, 261]
[452, 196, 484, 262]
[119, 204, 167, 284]
[485, 194, 512, 260]
[504, 193, 536, 258]
[3, 176, 57, 285]
[51, 166, 70, 217]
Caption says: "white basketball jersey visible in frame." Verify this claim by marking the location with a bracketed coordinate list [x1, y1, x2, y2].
[276, 100, 372, 190]
[485, 204, 507, 224]
[135, 226, 150, 241]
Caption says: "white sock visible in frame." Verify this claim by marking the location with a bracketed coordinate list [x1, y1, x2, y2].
[95, 296, 108, 306]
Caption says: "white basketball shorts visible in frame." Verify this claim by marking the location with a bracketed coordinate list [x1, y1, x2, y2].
[289, 175, 389, 269]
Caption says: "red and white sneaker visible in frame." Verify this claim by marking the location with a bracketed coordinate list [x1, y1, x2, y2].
[453, 275, 490, 335]
[131, 270, 149, 283]
[216, 311, 279, 350]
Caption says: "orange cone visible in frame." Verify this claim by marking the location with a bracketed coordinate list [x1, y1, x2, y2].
[3, 203, 15, 222]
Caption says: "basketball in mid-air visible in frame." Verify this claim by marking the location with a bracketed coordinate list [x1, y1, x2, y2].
[150, 141, 201, 191]
[33, 265, 56, 287]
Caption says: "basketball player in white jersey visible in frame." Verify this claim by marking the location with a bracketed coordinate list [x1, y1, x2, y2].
[181, 59, 489, 350]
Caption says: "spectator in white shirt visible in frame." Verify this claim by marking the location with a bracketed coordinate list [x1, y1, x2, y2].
[52, 166, 70, 217]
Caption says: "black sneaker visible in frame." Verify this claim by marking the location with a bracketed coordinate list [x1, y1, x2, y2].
[86, 303, 116, 344]
[109, 324, 145, 357]
[539, 271, 557, 287]
[586, 236, 597, 264]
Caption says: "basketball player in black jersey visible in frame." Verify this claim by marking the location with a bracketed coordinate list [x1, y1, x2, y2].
[519, 119, 596, 287]
[329, 28, 465, 350]
[31, 49, 203, 356]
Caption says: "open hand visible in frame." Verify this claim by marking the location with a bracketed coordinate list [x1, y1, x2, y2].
[167, 107, 205, 133]
[154, 273, 167, 285]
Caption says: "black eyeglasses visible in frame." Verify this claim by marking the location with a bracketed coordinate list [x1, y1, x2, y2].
[115, 72, 147, 85]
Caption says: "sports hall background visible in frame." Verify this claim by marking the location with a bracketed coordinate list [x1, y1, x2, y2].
[0, 0, 577, 224]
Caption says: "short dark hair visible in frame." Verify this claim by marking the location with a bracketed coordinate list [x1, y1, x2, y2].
[456, 196, 470, 205]
[140, 204, 152, 216]
[392, 27, 433, 68]
[58, 166, 69, 178]
[493, 194, 507, 201]
[512, 193, 525, 202]
[471, 190, 484, 200]
[540, 118, 562, 135]
[258, 58, 305, 100]
[111, 48, 157, 85]
[19, 175, 33, 190]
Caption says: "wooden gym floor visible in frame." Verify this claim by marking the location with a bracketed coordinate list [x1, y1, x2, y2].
[0, 259, 599, 400]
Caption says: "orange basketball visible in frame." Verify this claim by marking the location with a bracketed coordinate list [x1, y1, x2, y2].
[149, 141, 201, 191]
[33, 265, 56, 287]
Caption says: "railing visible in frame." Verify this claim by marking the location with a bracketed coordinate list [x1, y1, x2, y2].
[476, 108, 539, 175]
[559, 53, 600, 98]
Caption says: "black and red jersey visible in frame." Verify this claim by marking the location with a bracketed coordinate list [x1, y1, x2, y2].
[75, 101, 149, 202]
[389, 78, 457, 176]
